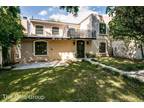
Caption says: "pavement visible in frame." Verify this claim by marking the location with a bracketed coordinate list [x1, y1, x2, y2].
[13, 60, 69, 70]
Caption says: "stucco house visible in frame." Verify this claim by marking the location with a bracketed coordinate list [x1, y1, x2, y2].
[15, 13, 110, 63]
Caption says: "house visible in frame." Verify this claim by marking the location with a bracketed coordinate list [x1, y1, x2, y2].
[16, 14, 110, 63]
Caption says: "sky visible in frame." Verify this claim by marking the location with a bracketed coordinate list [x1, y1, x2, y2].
[20, 6, 108, 23]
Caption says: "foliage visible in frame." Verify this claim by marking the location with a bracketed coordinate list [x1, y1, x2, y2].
[0, 6, 24, 47]
[106, 6, 144, 58]
[86, 53, 96, 58]
[60, 6, 79, 16]
[107, 6, 144, 40]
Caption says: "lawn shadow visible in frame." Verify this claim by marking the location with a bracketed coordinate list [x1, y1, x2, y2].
[0, 61, 144, 102]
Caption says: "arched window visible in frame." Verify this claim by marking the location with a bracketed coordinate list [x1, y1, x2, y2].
[34, 41, 47, 55]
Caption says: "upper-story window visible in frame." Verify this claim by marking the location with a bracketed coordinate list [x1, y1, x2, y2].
[35, 25, 44, 35]
[52, 27, 59, 35]
[99, 23, 106, 34]
[68, 28, 76, 37]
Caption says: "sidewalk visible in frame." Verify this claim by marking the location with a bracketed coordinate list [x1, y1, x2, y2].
[13, 60, 69, 70]
[85, 59, 144, 82]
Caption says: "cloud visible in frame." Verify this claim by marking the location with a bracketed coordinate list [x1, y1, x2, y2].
[49, 7, 98, 23]
[38, 10, 48, 16]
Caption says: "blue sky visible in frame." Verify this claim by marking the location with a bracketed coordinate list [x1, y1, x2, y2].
[20, 6, 107, 23]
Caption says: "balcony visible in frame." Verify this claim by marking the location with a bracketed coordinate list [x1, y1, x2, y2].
[67, 29, 96, 39]
[26, 29, 97, 39]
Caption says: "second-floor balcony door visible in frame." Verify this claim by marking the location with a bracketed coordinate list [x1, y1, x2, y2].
[77, 40, 85, 58]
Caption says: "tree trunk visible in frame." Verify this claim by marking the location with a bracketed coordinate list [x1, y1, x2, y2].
[11, 45, 16, 64]
[140, 44, 144, 59]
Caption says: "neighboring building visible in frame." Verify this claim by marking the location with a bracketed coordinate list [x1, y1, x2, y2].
[112, 40, 144, 59]
[17, 14, 110, 63]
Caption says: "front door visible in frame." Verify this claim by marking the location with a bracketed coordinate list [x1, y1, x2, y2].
[77, 40, 85, 58]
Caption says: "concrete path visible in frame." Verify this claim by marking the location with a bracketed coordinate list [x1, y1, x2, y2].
[13, 60, 69, 70]
[85, 59, 144, 82]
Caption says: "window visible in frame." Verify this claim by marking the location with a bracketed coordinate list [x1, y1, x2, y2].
[35, 25, 44, 35]
[99, 23, 106, 34]
[52, 27, 59, 35]
[68, 28, 76, 37]
[34, 41, 47, 55]
[99, 42, 106, 53]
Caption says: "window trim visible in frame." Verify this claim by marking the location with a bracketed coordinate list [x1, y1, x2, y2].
[99, 23, 107, 35]
[35, 25, 44, 35]
[99, 42, 106, 53]
[33, 40, 48, 56]
[52, 27, 59, 35]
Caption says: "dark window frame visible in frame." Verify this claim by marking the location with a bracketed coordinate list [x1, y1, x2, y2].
[99, 42, 106, 53]
[52, 27, 59, 35]
[99, 23, 106, 34]
[34, 41, 47, 56]
[35, 25, 44, 35]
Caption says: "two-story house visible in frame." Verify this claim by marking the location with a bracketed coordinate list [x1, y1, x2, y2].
[18, 13, 109, 63]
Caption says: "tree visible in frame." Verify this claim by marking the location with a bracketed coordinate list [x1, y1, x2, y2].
[60, 6, 79, 16]
[106, 6, 144, 58]
[0, 6, 24, 65]
[0, 6, 24, 47]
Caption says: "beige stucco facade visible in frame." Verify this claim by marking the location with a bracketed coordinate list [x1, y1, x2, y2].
[18, 14, 110, 63]
[20, 39, 97, 63]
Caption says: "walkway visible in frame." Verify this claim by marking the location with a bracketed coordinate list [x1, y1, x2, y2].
[85, 59, 144, 82]
[13, 60, 69, 70]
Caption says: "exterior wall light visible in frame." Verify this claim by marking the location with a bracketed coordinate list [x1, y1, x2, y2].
[73, 41, 75, 45]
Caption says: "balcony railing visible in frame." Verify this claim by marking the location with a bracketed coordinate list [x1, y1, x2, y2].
[28, 29, 97, 39]
[67, 29, 96, 38]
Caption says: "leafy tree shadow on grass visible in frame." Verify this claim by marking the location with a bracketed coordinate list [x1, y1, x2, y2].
[0, 61, 144, 102]
[95, 57, 144, 71]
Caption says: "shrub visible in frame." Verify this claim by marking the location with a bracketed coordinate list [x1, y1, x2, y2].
[86, 53, 96, 58]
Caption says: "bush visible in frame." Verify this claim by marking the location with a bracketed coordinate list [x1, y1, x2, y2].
[86, 53, 96, 58]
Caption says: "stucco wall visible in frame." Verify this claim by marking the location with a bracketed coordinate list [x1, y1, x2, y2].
[20, 39, 102, 63]
[112, 40, 143, 59]
[21, 39, 78, 63]
[29, 21, 80, 37]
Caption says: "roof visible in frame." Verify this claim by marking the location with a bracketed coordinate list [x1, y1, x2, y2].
[30, 19, 79, 25]
[25, 13, 103, 25]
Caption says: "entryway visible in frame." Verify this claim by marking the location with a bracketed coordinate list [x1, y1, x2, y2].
[77, 40, 85, 58]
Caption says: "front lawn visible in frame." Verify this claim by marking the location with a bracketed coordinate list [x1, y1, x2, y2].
[0, 61, 144, 102]
[94, 57, 144, 71]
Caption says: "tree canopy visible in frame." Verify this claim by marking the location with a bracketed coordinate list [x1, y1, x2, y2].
[107, 6, 144, 58]
[60, 6, 79, 16]
[106, 6, 144, 41]
[0, 6, 24, 47]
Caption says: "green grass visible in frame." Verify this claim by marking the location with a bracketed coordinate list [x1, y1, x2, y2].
[94, 57, 144, 71]
[0, 61, 144, 102]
